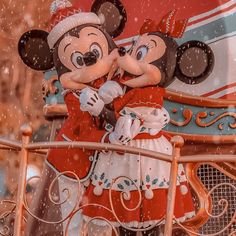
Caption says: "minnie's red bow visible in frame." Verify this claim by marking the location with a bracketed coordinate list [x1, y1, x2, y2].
[140, 10, 188, 38]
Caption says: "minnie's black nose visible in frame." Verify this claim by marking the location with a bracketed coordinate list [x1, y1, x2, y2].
[83, 52, 97, 66]
[118, 47, 126, 57]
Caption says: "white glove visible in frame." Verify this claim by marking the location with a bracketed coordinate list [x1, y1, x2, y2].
[79, 87, 105, 116]
[142, 108, 170, 135]
[109, 116, 141, 145]
[98, 81, 124, 104]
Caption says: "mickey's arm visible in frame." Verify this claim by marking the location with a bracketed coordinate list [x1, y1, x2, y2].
[98, 80, 123, 126]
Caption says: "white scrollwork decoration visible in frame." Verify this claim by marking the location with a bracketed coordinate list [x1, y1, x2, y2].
[174, 183, 236, 236]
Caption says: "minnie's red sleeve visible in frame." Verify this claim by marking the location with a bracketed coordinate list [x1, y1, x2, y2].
[113, 87, 165, 118]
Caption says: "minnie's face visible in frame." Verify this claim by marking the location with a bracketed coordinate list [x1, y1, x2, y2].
[118, 33, 167, 88]
[57, 26, 117, 90]
[131, 34, 166, 64]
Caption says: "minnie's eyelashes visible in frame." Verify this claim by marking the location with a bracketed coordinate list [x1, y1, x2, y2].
[128, 38, 138, 54]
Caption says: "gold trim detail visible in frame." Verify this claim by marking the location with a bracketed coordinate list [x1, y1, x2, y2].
[195, 111, 236, 129]
[170, 109, 193, 127]
[165, 89, 236, 108]
[164, 131, 236, 144]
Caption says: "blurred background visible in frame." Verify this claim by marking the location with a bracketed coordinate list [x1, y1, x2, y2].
[0, 1, 65, 230]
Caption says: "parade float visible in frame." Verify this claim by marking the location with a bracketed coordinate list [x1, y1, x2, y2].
[0, 0, 235, 235]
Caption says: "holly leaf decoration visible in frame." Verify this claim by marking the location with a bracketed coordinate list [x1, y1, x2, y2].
[152, 178, 158, 185]
[146, 175, 151, 183]
[121, 110, 126, 115]
[100, 173, 105, 180]
[159, 182, 164, 187]
[124, 180, 130, 186]
[94, 174, 98, 180]
[117, 184, 124, 190]
[130, 113, 137, 119]
[140, 126, 146, 132]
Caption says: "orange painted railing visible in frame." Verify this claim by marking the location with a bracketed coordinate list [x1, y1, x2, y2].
[0, 124, 235, 236]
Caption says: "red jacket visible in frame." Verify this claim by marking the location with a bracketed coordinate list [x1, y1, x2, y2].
[47, 92, 106, 179]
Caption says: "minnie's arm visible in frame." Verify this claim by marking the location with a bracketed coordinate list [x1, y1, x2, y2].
[98, 80, 124, 104]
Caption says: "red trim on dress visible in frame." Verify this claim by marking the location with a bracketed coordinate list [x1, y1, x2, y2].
[82, 182, 195, 224]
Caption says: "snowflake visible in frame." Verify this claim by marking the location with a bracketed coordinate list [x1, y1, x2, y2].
[50, 0, 72, 15]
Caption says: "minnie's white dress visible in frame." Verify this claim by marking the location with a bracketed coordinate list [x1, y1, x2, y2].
[82, 87, 195, 228]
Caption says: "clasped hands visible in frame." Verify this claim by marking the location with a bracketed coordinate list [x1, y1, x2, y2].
[79, 82, 169, 145]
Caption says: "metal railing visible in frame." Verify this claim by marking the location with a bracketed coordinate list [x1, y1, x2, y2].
[0, 124, 235, 236]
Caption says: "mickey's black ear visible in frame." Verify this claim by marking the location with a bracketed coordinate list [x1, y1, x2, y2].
[175, 40, 214, 84]
[18, 30, 54, 71]
[91, 0, 127, 38]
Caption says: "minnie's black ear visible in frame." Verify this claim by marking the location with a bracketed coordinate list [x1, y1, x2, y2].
[91, 0, 127, 38]
[175, 40, 214, 84]
[18, 30, 54, 71]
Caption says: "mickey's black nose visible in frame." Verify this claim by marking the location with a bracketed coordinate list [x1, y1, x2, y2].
[118, 47, 126, 57]
[83, 52, 97, 66]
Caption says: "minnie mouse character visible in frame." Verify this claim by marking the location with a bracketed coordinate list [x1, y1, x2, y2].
[18, 0, 119, 235]
[80, 10, 214, 236]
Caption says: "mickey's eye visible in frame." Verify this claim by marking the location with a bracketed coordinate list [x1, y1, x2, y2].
[136, 45, 148, 61]
[71, 52, 84, 69]
[90, 43, 103, 59]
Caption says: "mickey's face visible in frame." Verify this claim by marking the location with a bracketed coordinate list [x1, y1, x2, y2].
[18, 25, 117, 91]
[55, 26, 117, 90]
[117, 33, 169, 88]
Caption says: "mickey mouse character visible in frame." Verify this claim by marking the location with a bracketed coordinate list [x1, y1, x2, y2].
[18, 0, 119, 180]
[18, 0, 119, 235]
[80, 10, 214, 236]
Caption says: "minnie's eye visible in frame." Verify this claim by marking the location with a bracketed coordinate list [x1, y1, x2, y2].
[90, 43, 103, 59]
[136, 46, 148, 61]
[71, 52, 84, 69]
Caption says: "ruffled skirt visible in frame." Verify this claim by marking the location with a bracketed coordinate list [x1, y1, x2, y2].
[81, 135, 195, 227]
